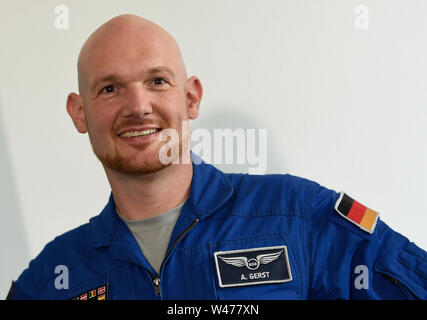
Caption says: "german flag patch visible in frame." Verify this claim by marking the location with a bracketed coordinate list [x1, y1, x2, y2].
[334, 192, 379, 234]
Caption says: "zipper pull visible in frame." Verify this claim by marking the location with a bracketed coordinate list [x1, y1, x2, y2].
[153, 277, 161, 296]
[151, 218, 199, 297]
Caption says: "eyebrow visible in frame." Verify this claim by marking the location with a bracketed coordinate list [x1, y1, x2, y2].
[90, 66, 176, 93]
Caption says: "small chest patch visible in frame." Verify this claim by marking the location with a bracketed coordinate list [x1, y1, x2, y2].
[214, 245, 292, 288]
[71, 283, 108, 300]
[334, 192, 379, 234]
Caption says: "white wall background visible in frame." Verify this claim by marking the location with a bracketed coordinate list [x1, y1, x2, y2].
[1, 0, 426, 298]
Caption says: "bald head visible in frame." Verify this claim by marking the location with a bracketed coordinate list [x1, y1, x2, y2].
[77, 14, 187, 97]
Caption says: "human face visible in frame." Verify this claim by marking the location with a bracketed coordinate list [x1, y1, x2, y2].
[82, 45, 190, 175]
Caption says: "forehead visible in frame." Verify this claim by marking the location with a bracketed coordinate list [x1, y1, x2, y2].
[79, 24, 184, 89]
[86, 37, 175, 82]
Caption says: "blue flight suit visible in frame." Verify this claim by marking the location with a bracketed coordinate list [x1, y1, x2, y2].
[8, 153, 426, 299]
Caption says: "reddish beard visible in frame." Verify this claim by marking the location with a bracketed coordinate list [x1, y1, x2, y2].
[88, 133, 190, 175]
[99, 144, 168, 175]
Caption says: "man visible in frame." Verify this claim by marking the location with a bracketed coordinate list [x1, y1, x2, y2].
[7, 14, 426, 300]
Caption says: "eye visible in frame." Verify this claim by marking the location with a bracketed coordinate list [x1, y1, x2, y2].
[151, 77, 168, 86]
[100, 85, 116, 94]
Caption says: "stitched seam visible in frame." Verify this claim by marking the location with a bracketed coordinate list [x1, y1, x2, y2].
[231, 208, 304, 215]
[306, 183, 319, 298]
[205, 167, 234, 215]
[398, 256, 427, 280]
[207, 214, 305, 221]
[402, 248, 427, 260]
[208, 212, 305, 221]
[212, 233, 286, 247]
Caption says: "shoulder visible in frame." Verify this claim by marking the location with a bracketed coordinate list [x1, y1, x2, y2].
[223, 172, 321, 218]
[12, 221, 98, 299]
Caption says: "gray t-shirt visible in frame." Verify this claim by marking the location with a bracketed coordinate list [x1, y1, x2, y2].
[116, 200, 186, 274]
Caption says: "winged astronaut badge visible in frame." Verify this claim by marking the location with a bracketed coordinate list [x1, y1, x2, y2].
[219, 251, 282, 270]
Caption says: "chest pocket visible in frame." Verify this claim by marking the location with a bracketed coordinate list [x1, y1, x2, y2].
[182, 233, 303, 299]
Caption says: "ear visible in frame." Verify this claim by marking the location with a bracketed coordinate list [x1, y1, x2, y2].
[66, 92, 88, 133]
[185, 76, 203, 120]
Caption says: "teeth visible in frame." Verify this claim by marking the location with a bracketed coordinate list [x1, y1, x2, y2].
[120, 128, 158, 138]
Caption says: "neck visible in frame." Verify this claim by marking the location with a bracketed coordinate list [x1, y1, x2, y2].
[105, 161, 193, 220]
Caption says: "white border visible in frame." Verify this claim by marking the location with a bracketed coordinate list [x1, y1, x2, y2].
[334, 191, 380, 234]
[213, 245, 293, 288]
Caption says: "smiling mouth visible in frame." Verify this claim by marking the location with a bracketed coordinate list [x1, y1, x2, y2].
[119, 128, 162, 138]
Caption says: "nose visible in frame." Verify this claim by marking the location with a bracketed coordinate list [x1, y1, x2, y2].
[122, 83, 153, 117]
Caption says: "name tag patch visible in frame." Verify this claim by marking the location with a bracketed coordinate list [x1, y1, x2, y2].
[214, 245, 292, 288]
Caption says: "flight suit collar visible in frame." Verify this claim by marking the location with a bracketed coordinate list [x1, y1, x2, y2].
[87, 152, 234, 248]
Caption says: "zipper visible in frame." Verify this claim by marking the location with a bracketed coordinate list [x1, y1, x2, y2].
[149, 218, 200, 296]
[153, 278, 161, 295]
